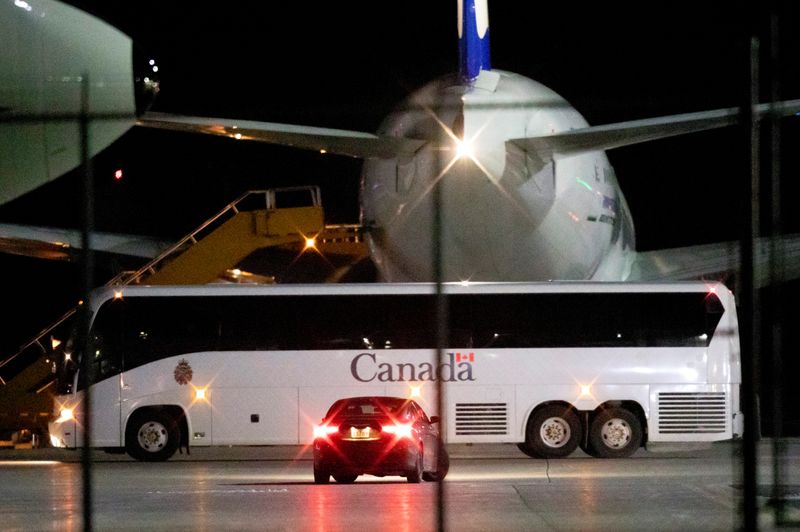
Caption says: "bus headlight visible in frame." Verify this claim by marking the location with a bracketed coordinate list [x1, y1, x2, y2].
[55, 408, 74, 423]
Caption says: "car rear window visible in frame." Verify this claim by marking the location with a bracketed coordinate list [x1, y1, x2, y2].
[331, 398, 406, 417]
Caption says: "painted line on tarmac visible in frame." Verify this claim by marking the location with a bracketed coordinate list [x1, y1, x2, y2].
[148, 488, 289, 495]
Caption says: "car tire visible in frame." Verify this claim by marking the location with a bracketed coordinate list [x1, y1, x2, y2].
[422, 441, 449, 482]
[407, 448, 423, 483]
[588, 407, 642, 458]
[518, 404, 581, 459]
[125, 410, 180, 462]
[333, 473, 358, 484]
[313, 465, 330, 484]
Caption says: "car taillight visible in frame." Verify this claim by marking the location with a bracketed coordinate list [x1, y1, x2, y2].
[382, 423, 413, 439]
[313, 425, 339, 439]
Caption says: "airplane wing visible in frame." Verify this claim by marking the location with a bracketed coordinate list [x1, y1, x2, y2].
[140, 99, 800, 161]
[137, 112, 426, 159]
[0, 223, 171, 260]
[509, 99, 800, 156]
[629, 235, 800, 289]
[506, 99, 800, 288]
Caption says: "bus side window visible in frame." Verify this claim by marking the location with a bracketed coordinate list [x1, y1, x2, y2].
[76, 335, 119, 390]
[451, 329, 473, 348]
[92, 334, 122, 379]
[120, 297, 221, 368]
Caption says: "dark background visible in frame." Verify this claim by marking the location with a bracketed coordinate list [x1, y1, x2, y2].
[1, 2, 798, 432]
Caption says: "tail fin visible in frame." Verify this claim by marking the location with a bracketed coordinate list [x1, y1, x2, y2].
[458, 0, 491, 81]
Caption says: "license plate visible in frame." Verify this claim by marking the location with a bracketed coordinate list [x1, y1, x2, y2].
[347, 426, 375, 440]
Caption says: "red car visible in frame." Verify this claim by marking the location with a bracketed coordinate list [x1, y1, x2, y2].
[312, 396, 449, 484]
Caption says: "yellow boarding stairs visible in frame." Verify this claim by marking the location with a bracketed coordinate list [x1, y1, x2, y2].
[121, 186, 362, 285]
[0, 186, 368, 445]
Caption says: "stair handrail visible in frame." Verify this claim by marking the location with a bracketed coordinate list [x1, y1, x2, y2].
[118, 189, 261, 285]
[118, 186, 322, 286]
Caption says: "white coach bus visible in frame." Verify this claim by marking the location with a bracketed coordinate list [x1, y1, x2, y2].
[48, 281, 742, 461]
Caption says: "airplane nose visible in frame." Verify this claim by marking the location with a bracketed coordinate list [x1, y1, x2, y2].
[133, 44, 161, 115]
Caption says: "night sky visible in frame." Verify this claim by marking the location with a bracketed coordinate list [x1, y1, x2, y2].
[2, 2, 800, 418]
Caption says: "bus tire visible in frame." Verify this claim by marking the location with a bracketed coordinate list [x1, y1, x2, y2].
[125, 410, 180, 462]
[519, 404, 581, 458]
[588, 407, 642, 458]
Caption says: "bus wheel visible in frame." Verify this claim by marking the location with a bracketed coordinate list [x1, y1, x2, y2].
[588, 407, 642, 458]
[125, 410, 180, 462]
[519, 404, 581, 458]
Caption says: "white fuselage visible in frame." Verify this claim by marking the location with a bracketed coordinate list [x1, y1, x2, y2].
[0, 0, 136, 205]
[361, 70, 636, 282]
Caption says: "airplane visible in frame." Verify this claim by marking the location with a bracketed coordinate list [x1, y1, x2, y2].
[2, 0, 799, 288]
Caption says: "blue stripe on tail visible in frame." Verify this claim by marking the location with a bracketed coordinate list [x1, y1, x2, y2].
[459, 0, 491, 81]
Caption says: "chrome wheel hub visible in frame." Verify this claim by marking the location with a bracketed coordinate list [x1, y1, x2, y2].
[601, 418, 631, 449]
[540, 417, 571, 448]
[138, 421, 168, 452]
